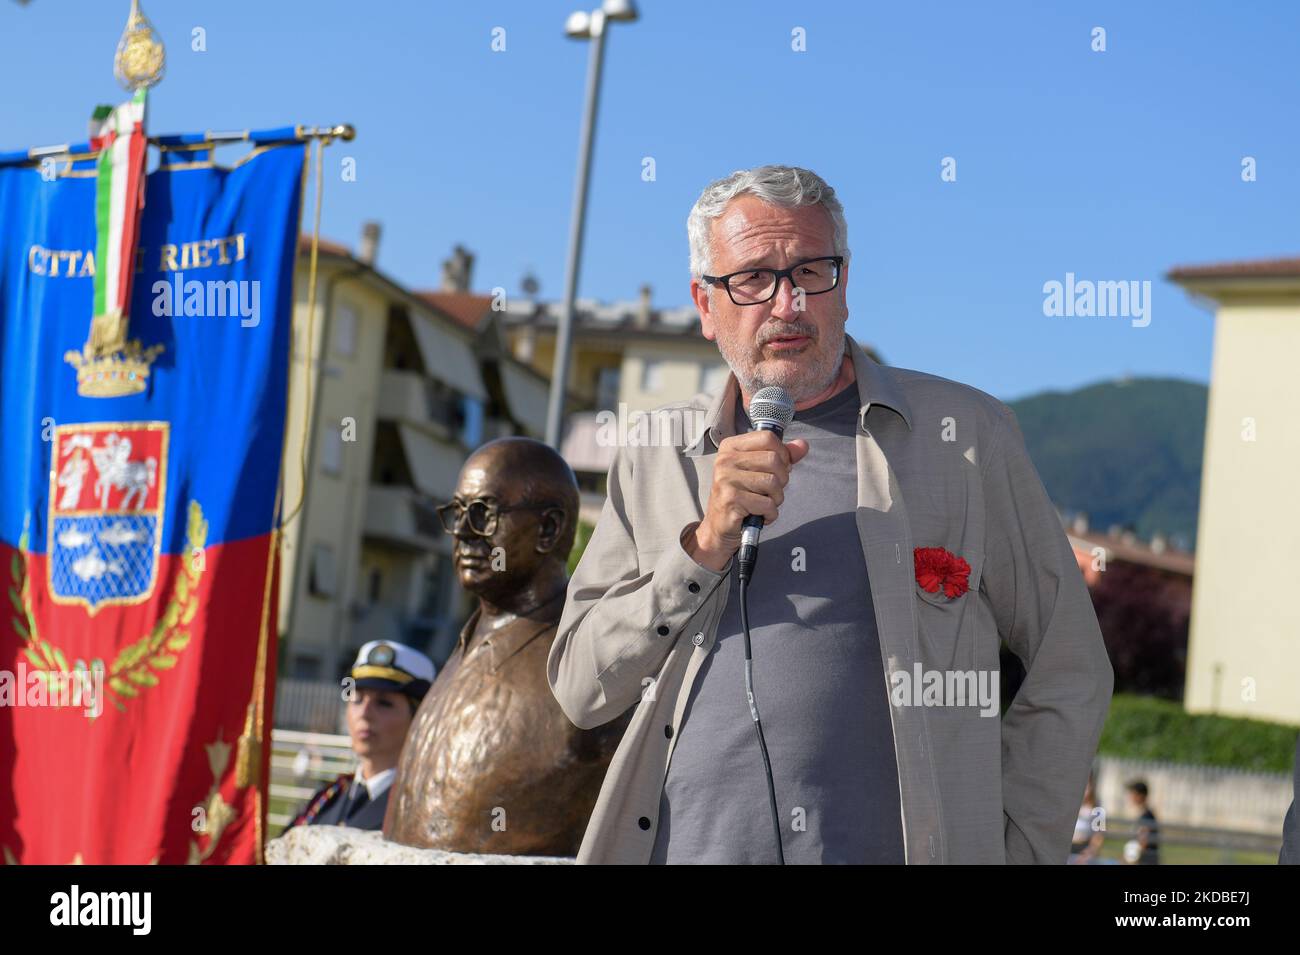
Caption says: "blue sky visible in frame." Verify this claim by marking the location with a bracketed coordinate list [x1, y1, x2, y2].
[4, 0, 1297, 401]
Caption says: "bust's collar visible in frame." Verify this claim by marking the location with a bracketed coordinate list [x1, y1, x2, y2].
[455, 591, 565, 670]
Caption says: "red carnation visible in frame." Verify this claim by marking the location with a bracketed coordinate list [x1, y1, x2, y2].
[913, 546, 971, 599]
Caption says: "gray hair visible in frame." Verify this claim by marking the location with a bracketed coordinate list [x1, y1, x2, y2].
[686, 165, 850, 280]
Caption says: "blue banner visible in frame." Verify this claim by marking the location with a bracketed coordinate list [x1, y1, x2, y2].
[0, 142, 305, 558]
[0, 138, 305, 864]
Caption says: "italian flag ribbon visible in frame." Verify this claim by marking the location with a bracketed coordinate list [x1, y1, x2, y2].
[88, 88, 149, 323]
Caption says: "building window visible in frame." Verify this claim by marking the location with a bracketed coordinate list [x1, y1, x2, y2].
[641, 360, 664, 393]
[596, 366, 621, 411]
[309, 544, 337, 598]
[320, 424, 344, 476]
[460, 396, 484, 448]
[368, 568, 383, 604]
[701, 363, 729, 394]
[333, 302, 357, 358]
[425, 380, 461, 433]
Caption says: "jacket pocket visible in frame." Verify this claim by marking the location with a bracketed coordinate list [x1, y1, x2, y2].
[915, 579, 958, 608]
[913, 580, 971, 670]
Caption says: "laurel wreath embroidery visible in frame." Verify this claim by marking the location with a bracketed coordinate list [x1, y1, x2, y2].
[8, 500, 207, 714]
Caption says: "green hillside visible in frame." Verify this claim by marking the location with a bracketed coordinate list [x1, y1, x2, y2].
[1006, 378, 1207, 550]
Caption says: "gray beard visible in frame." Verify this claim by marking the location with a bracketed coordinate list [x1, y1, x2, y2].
[732, 326, 846, 404]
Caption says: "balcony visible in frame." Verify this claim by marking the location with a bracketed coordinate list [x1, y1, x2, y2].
[363, 484, 445, 553]
[378, 369, 459, 439]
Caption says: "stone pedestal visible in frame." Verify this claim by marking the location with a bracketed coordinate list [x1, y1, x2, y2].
[266, 825, 574, 865]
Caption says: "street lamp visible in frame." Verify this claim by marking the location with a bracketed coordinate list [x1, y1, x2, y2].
[545, 0, 639, 449]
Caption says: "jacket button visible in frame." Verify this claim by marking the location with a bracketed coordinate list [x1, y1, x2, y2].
[687, 581, 700, 593]
[691, 631, 705, 647]
[656, 625, 670, 636]
[664, 724, 673, 738]
[638, 816, 651, 831]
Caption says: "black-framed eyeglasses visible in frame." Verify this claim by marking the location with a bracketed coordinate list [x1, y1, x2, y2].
[701, 255, 844, 306]
[435, 496, 555, 537]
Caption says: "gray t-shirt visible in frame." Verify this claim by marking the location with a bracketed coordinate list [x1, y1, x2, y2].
[650, 383, 906, 864]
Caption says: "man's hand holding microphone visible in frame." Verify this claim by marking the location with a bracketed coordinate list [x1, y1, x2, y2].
[686, 389, 806, 574]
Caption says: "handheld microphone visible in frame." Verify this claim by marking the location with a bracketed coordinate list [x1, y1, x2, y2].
[737, 386, 795, 583]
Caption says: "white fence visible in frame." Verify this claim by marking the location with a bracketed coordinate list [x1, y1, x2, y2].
[274, 678, 346, 734]
[1095, 755, 1293, 835]
[268, 729, 354, 836]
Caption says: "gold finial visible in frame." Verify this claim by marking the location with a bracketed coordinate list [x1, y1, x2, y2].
[114, 0, 165, 92]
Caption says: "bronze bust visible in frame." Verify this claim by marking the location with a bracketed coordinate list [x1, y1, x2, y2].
[384, 437, 630, 854]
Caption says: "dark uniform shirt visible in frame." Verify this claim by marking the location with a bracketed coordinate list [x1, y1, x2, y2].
[290, 772, 390, 831]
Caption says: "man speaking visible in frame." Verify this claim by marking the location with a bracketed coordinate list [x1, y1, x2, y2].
[548, 164, 1114, 864]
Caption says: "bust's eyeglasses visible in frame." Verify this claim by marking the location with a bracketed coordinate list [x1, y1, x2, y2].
[701, 255, 844, 306]
[436, 497, 554, 537]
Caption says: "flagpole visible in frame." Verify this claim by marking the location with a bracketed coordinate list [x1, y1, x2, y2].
[7, 125, 356, 167]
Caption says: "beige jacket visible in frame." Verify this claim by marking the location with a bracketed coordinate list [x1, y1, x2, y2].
[548, 332, 1114, 864]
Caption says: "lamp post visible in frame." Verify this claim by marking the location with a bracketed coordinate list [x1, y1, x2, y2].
[544, 0, 639, 449]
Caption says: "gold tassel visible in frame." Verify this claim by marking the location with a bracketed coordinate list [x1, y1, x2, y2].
[235, 702, 260, 788]
[88, 310, 127, 356]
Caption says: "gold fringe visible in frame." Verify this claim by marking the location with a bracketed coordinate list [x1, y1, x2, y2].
[279, 135, 326, 530]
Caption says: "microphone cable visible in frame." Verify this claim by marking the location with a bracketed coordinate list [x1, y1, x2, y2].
[734, 384, 795, 866]
[739, 571, 785, 864]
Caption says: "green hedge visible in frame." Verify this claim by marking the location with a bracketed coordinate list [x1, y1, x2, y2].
[1099, 694, 1298, 773]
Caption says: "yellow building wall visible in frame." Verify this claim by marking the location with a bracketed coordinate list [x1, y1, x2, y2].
[277, 265, 386, 675]
[1184, 299, 1300, 725]
[621, 339, 728, 413]
[507, 327, 722, 412]
[520, 335, 621, 404]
